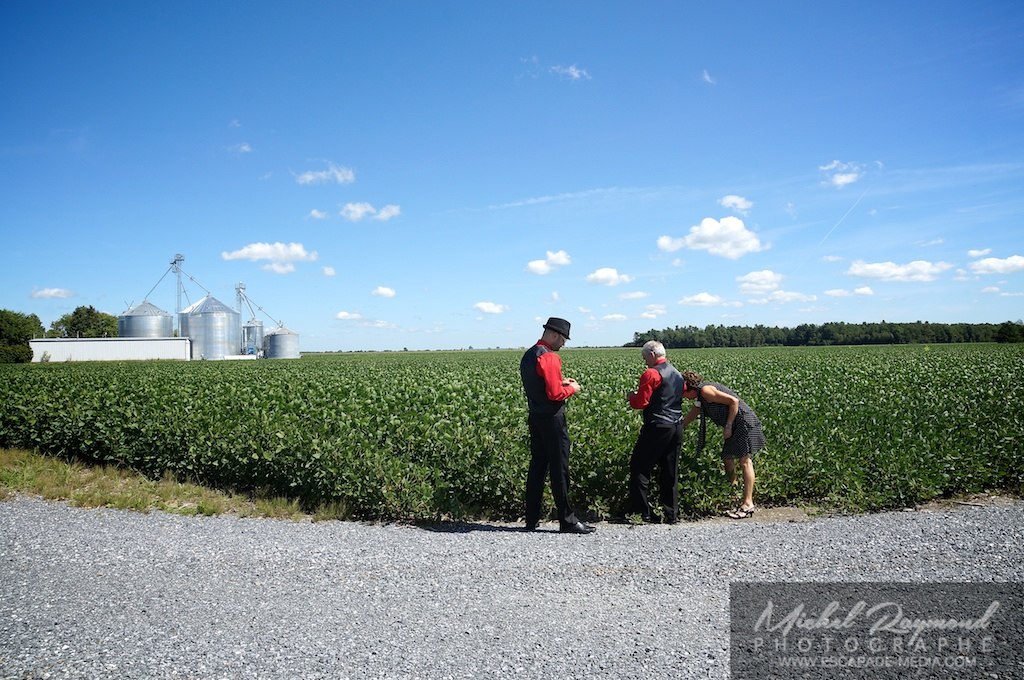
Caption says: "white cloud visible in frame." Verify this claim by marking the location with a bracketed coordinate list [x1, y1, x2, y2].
[982, 286, 1000, 294]
[229, 143, 252, 154]
[527, 250, 572, 275]
[918, 238, 944, 246]
[602, 314, 628, 321]
[748, 290, 817, 304]
[641, 304, 667, 319]
[221, 242, 318, 274]
[308, 209, 329, 220]
[340, 202, 401, 222]
[820, 160, 864, 188]
[968, 248, 992, 258]
[847, 259, 953, 282]
[322, 266, 336, 277]
[295, 162, 355, 185]
[737, 270, 783, 294]
[586, 267, 634, 286]
[527, 260, 552, 275]
[473, 301, 508, 314]
[340, 202, 376, 221]
[656, 235, 687, 252]
[679, 292, 724, 306]
[663, 216, 767, 260]
[618, 291, 649, 300]
[969, 255, 1024, 275]
[546, 250, 571, 266]
[374, 204, 401, 221]
[825, 289, 851, 297]
[335, 311, 363, 320]
[822, 255, 843, 262]
[719, 195, 753, 215]
[702, 69, 715, 85]
[263, 262, 295, 274]
[551, 64, 590, 80]
[854, 286, 874, 296]
[31, 287, 74, 299]
[372, 286, 396, 298]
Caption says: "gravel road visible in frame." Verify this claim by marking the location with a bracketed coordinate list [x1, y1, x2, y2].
[1, 495, 1021, 679]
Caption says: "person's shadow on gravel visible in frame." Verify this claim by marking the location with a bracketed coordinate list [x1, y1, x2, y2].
[415, 521, 534, 534]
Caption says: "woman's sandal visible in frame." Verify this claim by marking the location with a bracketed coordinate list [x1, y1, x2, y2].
[726, 506, 755, 519]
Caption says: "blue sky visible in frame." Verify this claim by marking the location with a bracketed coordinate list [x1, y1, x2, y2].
[3, 2, 1022, 351]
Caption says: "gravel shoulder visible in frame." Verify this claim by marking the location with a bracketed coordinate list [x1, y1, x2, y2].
[2, 494, 1021, 679]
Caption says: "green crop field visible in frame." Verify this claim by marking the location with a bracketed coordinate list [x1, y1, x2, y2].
[1, 344, 1021, 520]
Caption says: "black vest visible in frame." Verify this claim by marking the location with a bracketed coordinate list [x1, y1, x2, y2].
[520, 344, 563, 416]
[644, 360, 683, 426]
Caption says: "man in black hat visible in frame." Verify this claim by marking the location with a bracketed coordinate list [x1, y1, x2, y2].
[519, 317, 595, 534]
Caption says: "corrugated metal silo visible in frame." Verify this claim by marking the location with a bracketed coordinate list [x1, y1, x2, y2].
[180, 295, 240, 359]
[118, 301, 173, 338]
[242, 320, 264, 355]
[263, 326, 300, 359]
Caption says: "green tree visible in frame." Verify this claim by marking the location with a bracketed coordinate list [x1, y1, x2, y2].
[0, 309, 45, 363]
[48, 305, 118, 339]
[995, 321, 1023, 343]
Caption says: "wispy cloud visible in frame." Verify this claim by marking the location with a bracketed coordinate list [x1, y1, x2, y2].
[228, 142, 252, 154]
[719, 195, 752, 215]
[372, 286, 396, 298]
[551, 64, 591, 81]
[308, 209, 329, 220]
[968, 248, 992, 258]
[340, 202, 400, 222]
[820, 160, 865, 188]
[322, 266, 336, 277]
[702, 69, 715, 85]
[31, 287, 74, 299]
[640, 304, 667, 319]
[295, 162, 355, 185]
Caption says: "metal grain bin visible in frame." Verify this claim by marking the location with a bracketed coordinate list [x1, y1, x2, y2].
[263, 326, 300, 359]
[180, 295, 240, 360]
[118, 301, 173, 338]
[242, 320, 264, 355]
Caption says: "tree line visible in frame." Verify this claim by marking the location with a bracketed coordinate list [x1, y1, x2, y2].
[0, 306, 119, 363]
[627, 320, 1024, 348]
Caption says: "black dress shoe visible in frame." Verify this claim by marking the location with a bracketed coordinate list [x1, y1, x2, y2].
[524, 522, 539, 532]
[559, 521, 596, 534]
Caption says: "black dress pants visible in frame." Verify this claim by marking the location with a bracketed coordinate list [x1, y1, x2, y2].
[628, 421, 682, 522]
[525, 411, 577, 525]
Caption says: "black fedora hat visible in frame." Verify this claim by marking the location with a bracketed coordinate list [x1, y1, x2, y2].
[543, 317, 571, 340]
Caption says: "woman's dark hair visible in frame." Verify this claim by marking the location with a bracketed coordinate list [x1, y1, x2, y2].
[681, 370, 703, 390]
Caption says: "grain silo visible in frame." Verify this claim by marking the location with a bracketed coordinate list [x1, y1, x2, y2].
[180, 295, 240, 360]
[263, 326, 300, 359]
[241, 320, 264, 355]
[118, 301, 173, 338]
